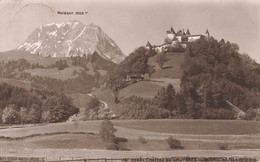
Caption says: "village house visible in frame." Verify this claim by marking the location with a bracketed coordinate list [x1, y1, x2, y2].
[126, 73, 144, 81]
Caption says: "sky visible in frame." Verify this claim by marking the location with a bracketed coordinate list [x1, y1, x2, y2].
[0, 0, 259, 62]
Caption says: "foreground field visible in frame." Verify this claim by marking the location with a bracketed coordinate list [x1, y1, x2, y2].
[113, 119, 260, 135]
[0, 119, 259, 159]
[0, 149, 259, 161]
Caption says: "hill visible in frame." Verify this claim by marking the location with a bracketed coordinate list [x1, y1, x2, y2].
[104, 37, 260, 120]
[178, 37, 260, 119]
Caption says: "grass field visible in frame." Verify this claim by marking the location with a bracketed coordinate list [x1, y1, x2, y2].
[118, 79, 181, 99]
[24, 66, 82, 80]
[0, 120, 260, 155]
[118, 81, 163, 99]
[0, 119, 259, 158]
[112, 119, 260, 135]
[148, 52, 184, 79]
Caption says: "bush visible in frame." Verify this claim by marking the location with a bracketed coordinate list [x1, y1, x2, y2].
[114, 137, 128, 143]
[105, 142, 119, 150]
[166, 136, 182, 149]
[138, 136, 148, 144]
[219, 143, 229, 150]
[119, 96, 173, 119]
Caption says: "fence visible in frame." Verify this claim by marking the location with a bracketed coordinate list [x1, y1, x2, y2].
[0, 157, 257, 162]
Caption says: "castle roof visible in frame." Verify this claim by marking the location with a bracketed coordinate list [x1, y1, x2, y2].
[176, 30, 184, 36]
[170, 27, 175, 34]
[146, 41, 152, 47]
[167, 26, 175, 34]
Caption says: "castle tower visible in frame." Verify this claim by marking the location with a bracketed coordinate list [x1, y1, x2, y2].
[186, 29, 191, 35]
[205, 29, 210, 38]
[182, 29, 186, 35]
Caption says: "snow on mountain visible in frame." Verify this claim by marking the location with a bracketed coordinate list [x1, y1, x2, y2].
[17, 20, 125, 63]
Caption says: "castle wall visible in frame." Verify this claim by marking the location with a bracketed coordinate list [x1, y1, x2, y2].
[176, 36, 182, 42]
[188, 35, 201, 42]
[167, 33, 175, 40]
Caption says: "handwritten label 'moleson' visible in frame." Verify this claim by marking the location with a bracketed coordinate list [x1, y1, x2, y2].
[57, 11, 74, 15]
[57, 11, 88, 15]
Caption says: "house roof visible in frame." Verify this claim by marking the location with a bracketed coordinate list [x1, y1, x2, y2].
[129, 73, 142, 77]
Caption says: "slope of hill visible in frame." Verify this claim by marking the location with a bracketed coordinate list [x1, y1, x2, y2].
[114, 51, 184, 99]
[0, 78, 32, 91]
[118, 81, 163, 99]
[0, 50, 42, 63]
[17, 20, 125, 63]
[148, 52, 185, 79]
[0, 50, 70, 67]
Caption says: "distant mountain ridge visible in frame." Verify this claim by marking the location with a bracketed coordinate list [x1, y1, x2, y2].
[17, 20, 125, 63]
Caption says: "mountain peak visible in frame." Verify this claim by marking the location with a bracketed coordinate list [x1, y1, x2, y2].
[17, 20, 125, 63]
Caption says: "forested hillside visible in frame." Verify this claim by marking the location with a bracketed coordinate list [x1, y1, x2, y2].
[0, 83, 78, 124]
[106, 37, 260, 120]
[0, 51, 115, 94]
[180, 37, 260, 119]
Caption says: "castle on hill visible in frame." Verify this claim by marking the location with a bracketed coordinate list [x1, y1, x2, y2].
[146, 27, 210, 53]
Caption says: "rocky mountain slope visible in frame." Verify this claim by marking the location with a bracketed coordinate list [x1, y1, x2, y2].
[17, 20, 125, 63]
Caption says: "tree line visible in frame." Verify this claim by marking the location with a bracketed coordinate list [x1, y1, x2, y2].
[0, 83, 78, 124]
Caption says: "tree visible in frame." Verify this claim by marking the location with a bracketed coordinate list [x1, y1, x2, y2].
[100, 119, 117, 143]
[146, 65, 156, 80]
[166, 136, 182, 149]
[130, 60, 146, 75]
[20, 107, 28, 124]
[42, 94, 78, 123]
[42, 111, 51, 124]
[2, 104, 19, 124]
[154, 84, 176, 111]
[231, 43, 239, 51]
[0, 109, 2, 123]
[164, 37, 172, 44]
[27, 104, 41, 124]
[87, 96, 100, 110]
[156, 52, 169, 69]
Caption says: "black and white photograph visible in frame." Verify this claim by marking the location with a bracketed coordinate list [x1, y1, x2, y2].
[0, 0, 259, 161]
